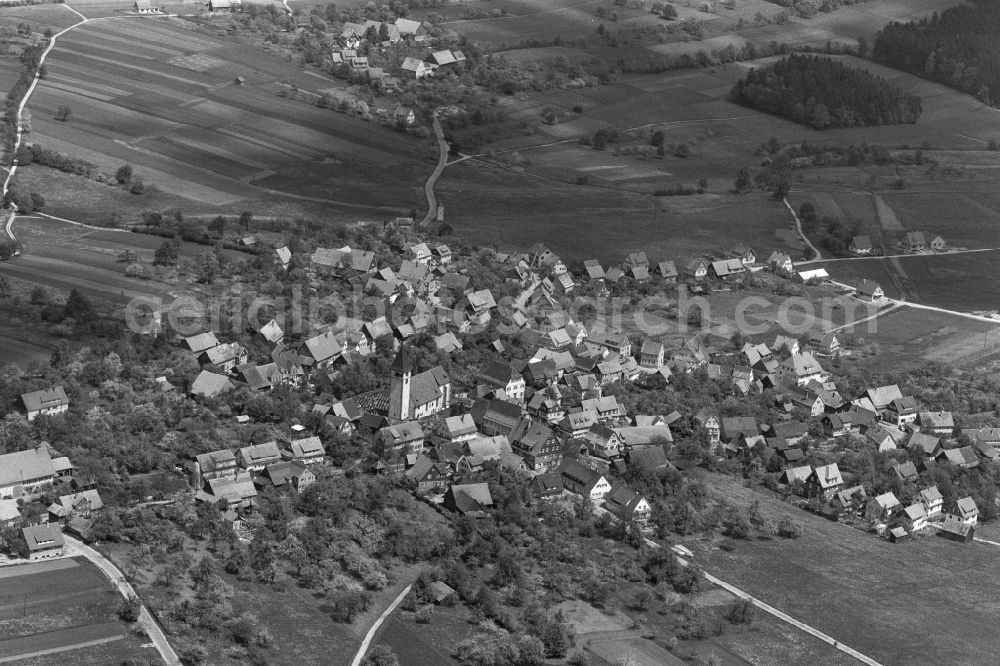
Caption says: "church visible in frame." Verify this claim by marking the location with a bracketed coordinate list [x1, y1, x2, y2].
[388, 347, 452, 421]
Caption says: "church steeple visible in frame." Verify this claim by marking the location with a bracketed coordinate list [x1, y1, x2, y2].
[389, 346, 413, 420]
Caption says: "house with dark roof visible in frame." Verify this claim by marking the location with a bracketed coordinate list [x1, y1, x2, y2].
[528, 472, 564, 500]
[856, 280, 885, 302]
[936, 446, 979, 469]
[480, 361, 526, 403]
[405, 455, 452, 494]
[509, 417, 562, 471]
[919, 411, 954, 436]
[378, 422, 425, 455]
[557, 458, 611, 503]
[47, 489, 103, 522]
[255, 461, 315, 493]
[282, 436, 326, 466]
[849, 236, 873, 255]
[603, 482, 651, 526]
[804, 463, 843, 500]
[443, 483, 493, 518]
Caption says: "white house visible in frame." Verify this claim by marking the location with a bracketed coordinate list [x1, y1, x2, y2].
[919, 486, 943, 518]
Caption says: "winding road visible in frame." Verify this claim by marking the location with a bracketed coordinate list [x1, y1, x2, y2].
[64, 535, 180, 666]
[418, 115, 448, 227]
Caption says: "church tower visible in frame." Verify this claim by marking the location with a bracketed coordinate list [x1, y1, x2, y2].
[388, 346, 413, 420]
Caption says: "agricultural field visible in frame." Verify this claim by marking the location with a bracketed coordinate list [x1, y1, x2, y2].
[16, 10, 433, 218]
[699, 473, 1000, 666]
[0, 558, 155, 665]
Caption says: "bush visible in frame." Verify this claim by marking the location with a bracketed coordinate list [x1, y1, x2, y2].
[415, 605, 433, 624]
[130, 179, 145, 195]
[116, 164, 133, 184]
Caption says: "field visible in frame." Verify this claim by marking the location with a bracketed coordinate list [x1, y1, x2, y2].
[14, 7, 434, 220]
[0, 558, 156, 665]
[699, 473, 1000, 666]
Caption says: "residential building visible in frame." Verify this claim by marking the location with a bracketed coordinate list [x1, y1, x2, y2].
[557, 459, 611, 503]
[237, 442, 282, 473]
[509, 417, 562, 471]
[438, 414, 479, 443]
[378, 422, 425, 455]
[777, 352, 826, 387]
[805, 463, 843, 500]
[919, 486, 943, 518]
[256, 461, 315, 493]
[849, 236, 873, 255]
[0, 448, 57, 499]
[957, 496, 979, 525]
[856, 280, 885, 302]
[603, 482, 652, 526]
[480, 360, 526, 403]
[21, 387, 70, 421]
[443, 483, 493, 518]
[903, 503, 928, 532]
[282, 436, 327, 466]
[21, 524, 65, 560]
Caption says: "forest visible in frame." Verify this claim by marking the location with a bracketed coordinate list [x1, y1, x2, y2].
[872, 0, 999, 105]
[730, 54, 922, 129]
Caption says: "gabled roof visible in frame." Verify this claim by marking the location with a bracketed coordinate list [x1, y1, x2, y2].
[919, 486, 943, 503]
[557, 458, 604, 488]
[190, 370, 234, 398]
[810, 463, 843, 489]
[856, 279, 883, 297]
[238, 441, 281, 464]
[286, 436, 324, 459]
[184, 332, 220, 353]
[873, 491, 900, 509]
[379, 421, 425, 446]
[0, 447, 55, 487]
[20, 387, 69, 413]
[446, 483, 493, 514]
[22, 523, 64, 551]
[957, 496, 978, 516]
[893, 461, 919, 482]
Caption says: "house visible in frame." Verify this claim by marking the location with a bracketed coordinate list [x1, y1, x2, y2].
[133, 0, 159, 13]
[603, 482, 652, 526]
[557, 459, 611, 503]
[473, 399, 524, 436]
[256, 461, 315, 493]
[856, 280, 885, 302]
[237, 442, 282, 473]
[904, 231, 927, 251]
[957, 496, 978, 525]
[438, 414, 479, 443]
[907, 432, 941, 458]
[405, 242, 432, 264]
[937, 514, 974, 542]
[781, 465, 812, 486]
[405, 455, 452, 494]
[509, 417, 562, 471]
[199, 473, 257, 510]
[721, 417, 758, 444]
[581, 424, 624, 460]
[275, 246, 291, 270]
[198, 342, 248, 373]
[193, 449, 238, 486]
[394, 17, 426, 41]
[623, 252, 650, 280]
[282, 436, 327, 466]
[695, 410, 721, 447]
[929, 235, 945, 251]
[919, 486, 943, 518]
[583, 259, 605, 281]
[0, 447, 57, 499]
[208, 0, 232, 11]
[639, 340, 665, 369]
[777, 352, 826, 387]
[528, 472, 564, 500]
[21, 524, 65, 560]
[937, 446, 979, 469]
[48, 489, 103, 521]
[20, 387, 69, 421]
[587, 330, 632, 357]
[654, 260, 678, 281]
[378, 422, 425, 456]
[190, 371, 234, 398]
[886, 397, 919, 426]
[772, 335, 800, 356]
[804, 463, 843, 500]
[427, 49, 466, 73]
[849, 236, 873, 255]
[767, 251, 794, 273]
[832, 485, 867, 517]
[903, 503, 928, 532]
[480, 360, 526, 403]
[893, 461, 919, 483]
[729, 244, 756, 265]
[685, 259, 708, 280]
[918, 411, 954, 436]
[387, 347, 451, 421]
[710, 258, 745, 280]
[808, 330, 840, 355]
[866, 492, 900, 523]
[443, 483, 493, 518]
[183, 332, 220, 353]
[866, 384, 903, 411]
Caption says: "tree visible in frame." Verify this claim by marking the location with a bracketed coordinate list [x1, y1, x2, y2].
[209, 215, 227, 238]
[734, 168, 751, 193]
[0, 274, 9, 297]
[726, 598, 755, 625]
[62, 288, 96, 323]
[634, 588, 654, 611]
[55, 106, 71, 122]
[697, 178, 708, 193]
[118, 595, 142, 622]
[662, 3, 678, 19]
[0, 239, 20, 260]
[154, 241, 178, 266]
[115, 164, 133, 184]
[239, 211, 253, 230]
[362, 645, 400, 666]
[130, 179, 145, 195]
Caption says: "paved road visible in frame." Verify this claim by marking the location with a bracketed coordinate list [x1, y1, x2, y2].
[419, 115, 448, 227]
[64, 535, 180, 666]
[795, 247, 1000, 267]
[349, 583, 412, 666]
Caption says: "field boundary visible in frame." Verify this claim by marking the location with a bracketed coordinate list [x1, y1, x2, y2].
[0, 631, 124, 664]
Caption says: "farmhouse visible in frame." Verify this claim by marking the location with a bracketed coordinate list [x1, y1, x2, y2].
[777, 352, 826, 387]
[603, 482, 651, 526]
[849, 236, 873, 255]
[133, 0, 160, 13]
[21, 524, 65, 560]
[282, 437, 327, 466]
[20, 387, 69, 421]
[443, 483, 494, 518]
[866, 491, 900, 523]
[208, 0, 233, 11]
[685, 259, 708, 280]
[0, 447, 56, 499]
[856, 280, 885, 301]
[237, 442, 282, 472]
[767, 251, 794, 273]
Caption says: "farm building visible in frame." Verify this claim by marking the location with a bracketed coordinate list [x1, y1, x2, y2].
[208, 0, 234, 11]
[133, 0, 160, 12]
[849, 236, 873, 255]
[856, 280, 884, 301]
[796, 268, 828, 282]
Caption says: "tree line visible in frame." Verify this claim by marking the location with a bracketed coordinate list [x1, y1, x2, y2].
[873, 0, 1000, 105]
[731, 54, 922, 129]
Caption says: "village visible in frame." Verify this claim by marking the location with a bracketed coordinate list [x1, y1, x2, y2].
[0, 226, 989, 569]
